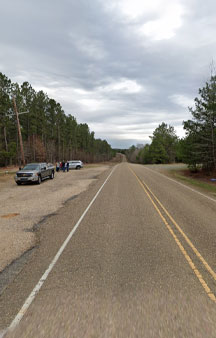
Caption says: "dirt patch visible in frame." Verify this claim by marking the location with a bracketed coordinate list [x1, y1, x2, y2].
[0, 175, 15, 185]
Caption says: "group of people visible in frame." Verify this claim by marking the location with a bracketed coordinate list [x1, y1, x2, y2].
[56, 161, 69, 172]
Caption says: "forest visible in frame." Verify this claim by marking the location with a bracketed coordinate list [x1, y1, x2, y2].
[0, 72, 114, 167]
[127, 76, 216, 173]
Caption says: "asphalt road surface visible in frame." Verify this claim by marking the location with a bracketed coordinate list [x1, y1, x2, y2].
[1, 163, 216, 337]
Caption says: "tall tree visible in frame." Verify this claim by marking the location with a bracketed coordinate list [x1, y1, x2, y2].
[149, 123, 178, 164]
[183, 76, 216, 171]
[129, 123, 178, 165]
[0, 73, 17, 165]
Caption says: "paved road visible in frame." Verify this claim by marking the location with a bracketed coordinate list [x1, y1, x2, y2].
[1, 163, 216, 337]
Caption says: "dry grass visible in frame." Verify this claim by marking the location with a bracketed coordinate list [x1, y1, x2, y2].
[168, 167, 216, 194]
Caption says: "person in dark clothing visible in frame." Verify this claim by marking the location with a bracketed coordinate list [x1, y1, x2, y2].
[66, 161, 69, 172]
[62, 161, 65, 172]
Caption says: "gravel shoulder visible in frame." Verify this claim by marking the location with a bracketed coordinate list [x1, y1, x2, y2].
[0, 165, 111, 272]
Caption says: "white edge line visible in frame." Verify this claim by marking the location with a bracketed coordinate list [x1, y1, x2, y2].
[2, 165, 117, 337]
[142, 166, 216, 203]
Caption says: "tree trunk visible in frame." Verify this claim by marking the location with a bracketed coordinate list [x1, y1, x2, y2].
[3, 126, 8, 152]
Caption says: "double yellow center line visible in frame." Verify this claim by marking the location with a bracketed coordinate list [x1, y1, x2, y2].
[129, 166, 216, 302]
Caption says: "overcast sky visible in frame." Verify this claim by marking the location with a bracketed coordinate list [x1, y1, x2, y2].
[1, 0, 216, 148]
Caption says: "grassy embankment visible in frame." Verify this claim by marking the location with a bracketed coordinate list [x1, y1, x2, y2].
[167, 166, 216, 195]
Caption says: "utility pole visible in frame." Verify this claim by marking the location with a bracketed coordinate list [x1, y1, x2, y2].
[13, 97, 26, 166]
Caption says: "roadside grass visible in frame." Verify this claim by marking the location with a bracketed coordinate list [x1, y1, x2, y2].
[169, 170, 216, 194]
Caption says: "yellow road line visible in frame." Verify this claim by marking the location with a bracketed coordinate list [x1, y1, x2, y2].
[129, 166, 216, 302]
[141, 174, 216, 281]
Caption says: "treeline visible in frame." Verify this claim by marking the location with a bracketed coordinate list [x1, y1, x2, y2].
[0, 72, 114, 167]
[126, 123, 180, 164]
[127, 76, 216, 173]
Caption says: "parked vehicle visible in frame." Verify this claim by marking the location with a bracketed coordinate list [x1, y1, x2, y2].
[14, 163, 55, 185]
[67, 160, 83, 170]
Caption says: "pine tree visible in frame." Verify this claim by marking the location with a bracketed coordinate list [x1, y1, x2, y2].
[183, 76, 216, 171]
[149, 123, 178, 164]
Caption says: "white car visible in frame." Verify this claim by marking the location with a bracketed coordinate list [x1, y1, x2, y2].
[67, 160, 83, 170]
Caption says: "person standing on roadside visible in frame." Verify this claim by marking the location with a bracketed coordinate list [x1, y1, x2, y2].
[66, 161, 69, 172]
[62, 160, 65, 172]
[56, 162, 60, 172]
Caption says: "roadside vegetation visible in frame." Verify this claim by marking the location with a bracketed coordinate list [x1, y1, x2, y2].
[159, 164, 216, 195]
[127, 75, 216, 185]
[0, 72, 115, 167]
[172, 172, 216, 194]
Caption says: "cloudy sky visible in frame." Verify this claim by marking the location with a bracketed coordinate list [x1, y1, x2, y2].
[1, 0, 216, 148]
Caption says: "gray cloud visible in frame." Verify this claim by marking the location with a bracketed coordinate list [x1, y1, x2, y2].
[1, 0, 216, 148]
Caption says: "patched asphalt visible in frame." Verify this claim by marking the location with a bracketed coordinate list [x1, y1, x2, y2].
[1, 163, 216, 337]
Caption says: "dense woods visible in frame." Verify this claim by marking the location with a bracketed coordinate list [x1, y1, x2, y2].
[127, 76, 216, 173]
[0, 72, 114, 167]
